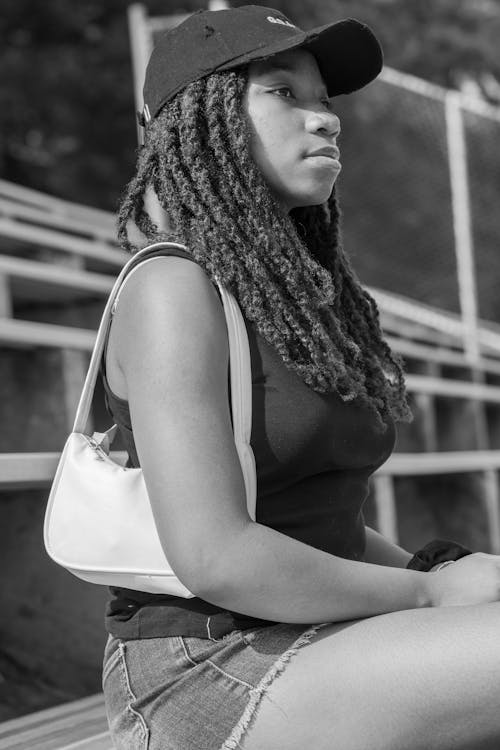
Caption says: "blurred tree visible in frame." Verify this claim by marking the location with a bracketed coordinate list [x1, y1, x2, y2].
[0, 0, 499, 210]
[0, 0, 203, 209]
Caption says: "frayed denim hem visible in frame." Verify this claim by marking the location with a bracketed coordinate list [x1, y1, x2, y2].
[219, 622, 329, 750]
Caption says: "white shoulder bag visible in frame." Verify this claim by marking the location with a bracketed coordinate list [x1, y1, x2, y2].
[43, 241, 256, 597]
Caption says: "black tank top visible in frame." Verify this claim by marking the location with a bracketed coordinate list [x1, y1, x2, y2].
[101, 246, 396, 638]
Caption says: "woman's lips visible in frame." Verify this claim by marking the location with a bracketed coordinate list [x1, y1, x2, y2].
[306, 147, 340, 160]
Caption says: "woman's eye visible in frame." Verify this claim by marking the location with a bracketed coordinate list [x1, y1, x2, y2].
[273, 87, 294, 98]
[271, 88, 333, 109]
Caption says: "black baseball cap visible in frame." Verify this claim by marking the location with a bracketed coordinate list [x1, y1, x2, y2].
[141, 4, 383, 123]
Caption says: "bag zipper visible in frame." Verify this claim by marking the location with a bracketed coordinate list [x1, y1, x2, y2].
[84, 435, 107, 460]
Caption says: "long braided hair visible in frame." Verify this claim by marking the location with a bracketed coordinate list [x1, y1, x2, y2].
[117, 66, 412, 429]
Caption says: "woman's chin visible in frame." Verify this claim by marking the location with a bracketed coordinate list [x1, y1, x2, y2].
[290, 188, 336, 209]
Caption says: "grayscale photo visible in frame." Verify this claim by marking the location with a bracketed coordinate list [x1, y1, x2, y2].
[1, 1, 500, 748]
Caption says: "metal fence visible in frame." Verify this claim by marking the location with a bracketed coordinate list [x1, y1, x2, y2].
[127, 2, 500, 366]
[335, 66, 500, 364]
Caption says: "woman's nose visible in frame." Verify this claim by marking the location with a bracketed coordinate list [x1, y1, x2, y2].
[307, 111, 341, 138]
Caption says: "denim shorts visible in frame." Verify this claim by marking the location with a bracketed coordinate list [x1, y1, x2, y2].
[102, 621, 326, 749]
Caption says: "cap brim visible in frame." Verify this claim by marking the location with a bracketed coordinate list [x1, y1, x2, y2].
[217, 18, 383, 96]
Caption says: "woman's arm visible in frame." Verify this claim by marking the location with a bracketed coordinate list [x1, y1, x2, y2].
[364, 525, 412, 568]
[198, 521, 428, 622]
[114, 258, 498, 625]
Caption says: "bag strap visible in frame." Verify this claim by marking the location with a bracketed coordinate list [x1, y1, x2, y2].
[72, 240, 257, 520]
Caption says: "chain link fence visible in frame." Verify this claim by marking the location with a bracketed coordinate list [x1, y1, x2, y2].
[336, 67, 500, 332]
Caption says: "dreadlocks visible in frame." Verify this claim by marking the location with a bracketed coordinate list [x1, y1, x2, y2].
[117, 67, 411, 429]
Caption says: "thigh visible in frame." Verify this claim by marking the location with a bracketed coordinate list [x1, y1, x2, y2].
[242, 603, 500, 750]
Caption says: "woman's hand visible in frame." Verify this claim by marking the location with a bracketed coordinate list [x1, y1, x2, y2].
[426, 553, 500, 607]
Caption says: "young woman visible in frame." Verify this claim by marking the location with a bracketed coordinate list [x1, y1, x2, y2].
[100, 6, 500, 749]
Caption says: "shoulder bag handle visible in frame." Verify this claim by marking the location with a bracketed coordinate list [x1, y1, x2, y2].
[72, 241, 257, 520]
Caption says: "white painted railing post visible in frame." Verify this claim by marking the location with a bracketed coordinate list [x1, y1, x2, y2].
[445, 90, 480, 366]
[373, 474, 399, 543]
[482, 469, 500, 554]
[127, 4, 153, 148]
[0, 273, 12, 318]
[127, 3, 166, 231]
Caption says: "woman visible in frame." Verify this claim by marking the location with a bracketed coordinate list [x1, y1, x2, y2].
[101, 6, 500, 749]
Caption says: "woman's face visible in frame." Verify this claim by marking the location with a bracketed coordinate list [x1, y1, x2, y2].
[244, 47, 341, 213]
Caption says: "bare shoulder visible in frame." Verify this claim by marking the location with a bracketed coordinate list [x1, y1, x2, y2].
[110, 255, 228, 402]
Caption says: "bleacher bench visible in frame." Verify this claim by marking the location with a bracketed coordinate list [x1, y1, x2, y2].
[0, 694, 112, 750]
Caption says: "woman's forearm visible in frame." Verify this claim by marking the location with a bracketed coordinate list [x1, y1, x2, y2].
[364, 525, 412, 568]
[194, 521, 430, 624]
